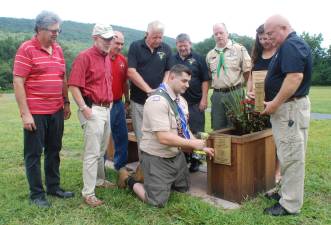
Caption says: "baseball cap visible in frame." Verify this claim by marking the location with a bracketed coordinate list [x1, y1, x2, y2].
[92, 24, 114, 39]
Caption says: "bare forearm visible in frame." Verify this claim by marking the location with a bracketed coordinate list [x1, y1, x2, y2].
[127, 68, 152, 93]
[273, 73, 303, 106]
[13, 76, 30, 116]
[69, 86, 85, 107]
[156, 132, 191, 148]
[201, 81, 209, 100]
[246, 73, 253, 92]
[243, 71, 250, 83]
[62, 75, 69, 100]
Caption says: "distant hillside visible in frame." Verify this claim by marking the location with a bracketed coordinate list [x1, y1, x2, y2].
[0, 17, 176, 51]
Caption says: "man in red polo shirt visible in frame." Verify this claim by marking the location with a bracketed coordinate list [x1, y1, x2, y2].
[13, 11, 74, 208]
[68, 23, 115, 207]
[107, 31, 129, 170]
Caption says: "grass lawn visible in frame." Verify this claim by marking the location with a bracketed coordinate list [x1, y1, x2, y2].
[0, 87, 330, 225]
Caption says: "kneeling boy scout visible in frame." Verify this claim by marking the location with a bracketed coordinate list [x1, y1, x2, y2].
[118, 64, 214, 207]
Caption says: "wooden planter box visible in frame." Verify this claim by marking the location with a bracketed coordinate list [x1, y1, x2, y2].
[106, 119, 138, 163]
[206, 128, 276, 203]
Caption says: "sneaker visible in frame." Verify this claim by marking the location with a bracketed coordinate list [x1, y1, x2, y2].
[96, 180, 116, 189]
[30, 197, 51, 208]
[83, 195, 104, 207]
[264, 203, 297, 216]
[132, 164, 144, 182]
[117, 167, 130, 189]
[265, 192, 281, 201]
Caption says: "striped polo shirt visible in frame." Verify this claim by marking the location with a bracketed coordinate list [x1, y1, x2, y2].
[13, 36, 66, 114]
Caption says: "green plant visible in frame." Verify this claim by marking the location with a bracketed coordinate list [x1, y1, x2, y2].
[224, 89, 270, 135]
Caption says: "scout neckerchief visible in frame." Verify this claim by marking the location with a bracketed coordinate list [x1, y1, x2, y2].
[215, 47, 227, 78]
[155, 83, 190, 139]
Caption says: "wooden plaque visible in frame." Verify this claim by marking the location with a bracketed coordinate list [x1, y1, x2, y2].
[252, 70, 267, 89]
[213, 135, 231, 165]
[255, 81, 265, 112]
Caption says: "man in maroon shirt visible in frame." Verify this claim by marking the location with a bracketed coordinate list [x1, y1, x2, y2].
[13, 11, 74, 208]
[68, 23, 115, 207]
[107, 31, 129, 170]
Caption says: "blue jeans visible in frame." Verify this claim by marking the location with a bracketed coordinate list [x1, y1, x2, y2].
[110, 100, 128, 170]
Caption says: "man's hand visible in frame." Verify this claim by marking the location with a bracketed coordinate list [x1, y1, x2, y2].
[21, 113, 36, 131]
[246, 91, 256, 99]
[64, 104, 71, 120]
[199, 98, 208, 111]
[147, 89, 156, 96]
[82, 106, 93, 119]
[261, 100, 279, 115]
[202, 147, 215, 160]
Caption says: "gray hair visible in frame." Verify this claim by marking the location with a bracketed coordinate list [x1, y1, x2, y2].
[176, 33, 191, 43]
[147, 21, 164, 33]
[34, 11, 61, 33]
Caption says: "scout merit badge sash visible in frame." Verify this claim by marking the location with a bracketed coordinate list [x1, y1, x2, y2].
[153, 83, 190, 139]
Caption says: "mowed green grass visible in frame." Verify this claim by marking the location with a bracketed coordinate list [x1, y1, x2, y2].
[0, 87, 330, 225]
[308, 86, 331, 114]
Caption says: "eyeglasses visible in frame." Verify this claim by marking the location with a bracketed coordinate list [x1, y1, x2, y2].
[43, 28, 62, 34]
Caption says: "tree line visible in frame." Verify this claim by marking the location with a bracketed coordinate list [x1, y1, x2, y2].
[0, 32, 330, 90]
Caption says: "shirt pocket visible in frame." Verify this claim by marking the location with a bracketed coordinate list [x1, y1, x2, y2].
[209, 56, 218, 73]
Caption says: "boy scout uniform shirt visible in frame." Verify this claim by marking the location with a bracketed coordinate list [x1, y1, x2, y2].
[206, 40, 251, 89]
[140, 84, 189, 158]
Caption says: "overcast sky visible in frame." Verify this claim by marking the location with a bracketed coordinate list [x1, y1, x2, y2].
[1, 0, 330, 47]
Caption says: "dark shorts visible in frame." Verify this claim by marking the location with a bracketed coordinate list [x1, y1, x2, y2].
[141, 151, 190, 207]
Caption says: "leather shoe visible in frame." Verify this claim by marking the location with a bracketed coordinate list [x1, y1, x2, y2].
[30, 197, 51, 208]
[83, 195, 104, 207]
[265, 192, 281, 201]
[117, 167, 130, 189]
[264, 203, 297, 216]
[47, 188, 74, 199]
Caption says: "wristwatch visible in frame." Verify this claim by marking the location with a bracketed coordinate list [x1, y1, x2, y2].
[79, 104, 88, 112]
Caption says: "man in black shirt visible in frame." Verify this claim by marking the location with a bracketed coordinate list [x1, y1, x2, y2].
[172, 33, 209, 172]
[127, 21, 173, 158]
[263, 14, 312, 216]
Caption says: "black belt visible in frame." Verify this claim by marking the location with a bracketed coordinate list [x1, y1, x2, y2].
[285, 96, 306, 103]
[214, 85, 242, 93]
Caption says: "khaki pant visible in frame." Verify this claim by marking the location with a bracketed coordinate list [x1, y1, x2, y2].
[141, 151, 189, 207]
[131, 100, 144, 158]
[78, 105, 112, 197]
[270, 96, 310, 213]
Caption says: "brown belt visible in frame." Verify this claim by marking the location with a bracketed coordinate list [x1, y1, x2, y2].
[214, 84, 242, 93]
[285, 96, 306, 103]
[93, 102, 111, 108]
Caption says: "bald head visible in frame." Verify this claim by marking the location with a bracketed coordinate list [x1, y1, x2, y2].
[110, 30, 124, 56]
[212, 23, 229, 48]
[264, 14, 293, 47]
[114, 31, 124, 40]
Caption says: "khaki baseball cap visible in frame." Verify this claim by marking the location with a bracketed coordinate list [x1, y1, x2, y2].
[92, 24, 114, 39]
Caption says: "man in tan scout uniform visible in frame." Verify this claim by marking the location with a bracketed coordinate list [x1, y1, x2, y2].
[206, 23, 251, 130]
[118, 64, 214, 207]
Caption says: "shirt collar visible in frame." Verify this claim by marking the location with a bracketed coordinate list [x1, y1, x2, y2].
[31, 35, 57, 52]
[92, 45, 108, 57]
[215, 40, 233, 52]
[176, 51, 193, 61]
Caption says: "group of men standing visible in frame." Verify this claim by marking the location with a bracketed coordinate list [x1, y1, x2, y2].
[13, 10, 312, 217]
